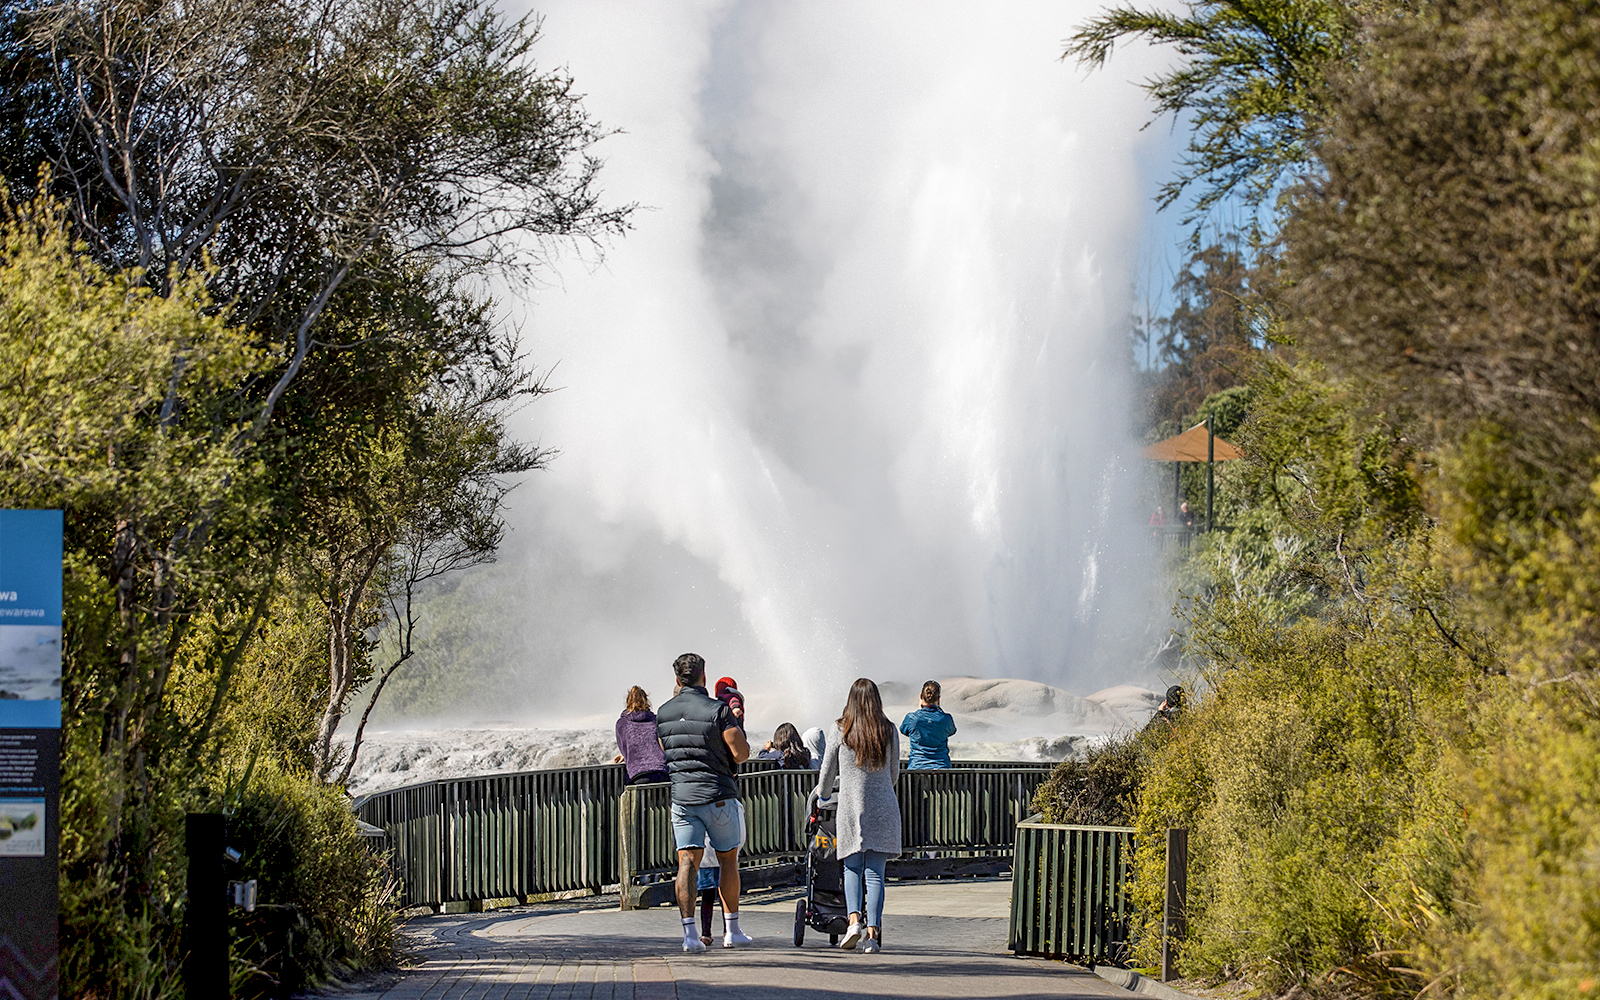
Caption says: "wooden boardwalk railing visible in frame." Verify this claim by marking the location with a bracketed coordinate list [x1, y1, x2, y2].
[354, 761, 1053, 910]
[1008, 815, 1136, 964]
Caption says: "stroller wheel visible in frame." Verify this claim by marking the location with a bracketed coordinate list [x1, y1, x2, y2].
[793, 899, 807, 947]
[829, 933, 839, 946]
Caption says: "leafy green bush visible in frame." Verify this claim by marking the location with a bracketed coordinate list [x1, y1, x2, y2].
[1128, 360, 1491, 995]
[1032, 729, 1160, 827]
[1132, 590, 1479, 995]
[226, 765, 397, 997]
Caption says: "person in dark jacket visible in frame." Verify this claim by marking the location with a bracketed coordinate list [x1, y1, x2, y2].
[613, 686, 668, 784]
[899, 680, 957, 769]
[656, 653, 751, 952]
[1148, 684, 1184, 732]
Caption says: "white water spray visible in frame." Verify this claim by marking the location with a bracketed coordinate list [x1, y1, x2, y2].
[430, 1, 1178, 726]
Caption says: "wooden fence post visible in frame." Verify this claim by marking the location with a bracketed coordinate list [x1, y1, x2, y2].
[618, 785, 638, 911]
[1162, 827, 1188, 982]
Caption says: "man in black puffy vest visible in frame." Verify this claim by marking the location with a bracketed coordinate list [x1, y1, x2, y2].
[656, 652, 751, 951]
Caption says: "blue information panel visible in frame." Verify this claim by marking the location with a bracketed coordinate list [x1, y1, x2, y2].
[0, 510, 61, 1000]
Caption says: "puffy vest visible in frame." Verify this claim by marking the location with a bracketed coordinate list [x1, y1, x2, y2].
[655, 686, 739, 805]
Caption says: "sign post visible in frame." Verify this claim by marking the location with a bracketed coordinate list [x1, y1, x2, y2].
[0, 510, 63, 1000]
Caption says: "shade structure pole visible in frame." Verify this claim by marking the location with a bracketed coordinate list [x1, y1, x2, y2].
[1205, 414, 1215, 533]
[1173, 461, 1180, 524]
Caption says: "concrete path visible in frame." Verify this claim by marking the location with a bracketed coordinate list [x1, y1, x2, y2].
[312, 879, 1125, 1000]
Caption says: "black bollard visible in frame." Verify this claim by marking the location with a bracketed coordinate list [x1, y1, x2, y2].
[1161, 827, 1188, 982]
[184, 813, 229, 998]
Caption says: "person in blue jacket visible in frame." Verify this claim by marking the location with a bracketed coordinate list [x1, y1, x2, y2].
[899, 680, 957, 769]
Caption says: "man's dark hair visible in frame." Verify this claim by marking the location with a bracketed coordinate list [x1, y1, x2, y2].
[921, 680, 941, 705]
[673, 653, 706, 688]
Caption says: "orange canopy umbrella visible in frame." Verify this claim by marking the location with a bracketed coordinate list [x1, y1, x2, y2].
[1141, 423, 1242, 463]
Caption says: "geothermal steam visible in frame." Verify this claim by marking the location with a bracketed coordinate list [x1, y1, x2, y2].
[418, 1, 1176, 724]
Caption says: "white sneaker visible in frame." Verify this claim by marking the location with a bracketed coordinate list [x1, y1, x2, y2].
[723, 929, 755, 948]
[862, 937, 881, 954]
[683, 935, 708, 953]
[839, 923, 863, 950]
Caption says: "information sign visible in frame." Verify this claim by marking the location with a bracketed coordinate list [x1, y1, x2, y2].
[0, 510, 62, 1000]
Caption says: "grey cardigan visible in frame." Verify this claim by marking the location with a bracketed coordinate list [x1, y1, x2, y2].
[815, 722, 901, 859]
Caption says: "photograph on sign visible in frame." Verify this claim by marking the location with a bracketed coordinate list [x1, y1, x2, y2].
[0, 625, 61, 701]
[0, 797, 46, 857]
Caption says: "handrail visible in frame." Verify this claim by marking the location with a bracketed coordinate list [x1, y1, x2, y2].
[356, 760, 1054, 909]
[1009, 815, 1136, 963]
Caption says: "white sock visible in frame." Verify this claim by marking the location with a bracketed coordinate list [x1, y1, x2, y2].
[724, 913, 740, 935]
[682, 917, 698, 943]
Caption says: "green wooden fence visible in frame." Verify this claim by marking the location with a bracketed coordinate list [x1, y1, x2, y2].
[356, 761, 1052, 909]
[1008, 815, 1136, 963]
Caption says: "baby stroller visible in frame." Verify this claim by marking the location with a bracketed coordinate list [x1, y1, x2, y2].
[794, 785, 850, 946]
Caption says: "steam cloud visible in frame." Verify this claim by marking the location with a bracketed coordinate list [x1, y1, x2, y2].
[461, 1, 1177, 726]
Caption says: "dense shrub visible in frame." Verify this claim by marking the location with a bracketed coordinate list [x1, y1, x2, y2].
[1131, 588, 1483, 995]
[1125, 362, 1494, 995]
[227, 766, 397, 997]
[1032, 729, 1158, 827]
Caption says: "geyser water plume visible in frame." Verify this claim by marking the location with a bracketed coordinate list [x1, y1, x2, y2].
[420, 0, 1179, 728]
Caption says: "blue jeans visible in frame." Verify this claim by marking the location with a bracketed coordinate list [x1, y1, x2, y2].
[842, 850, 888, 927]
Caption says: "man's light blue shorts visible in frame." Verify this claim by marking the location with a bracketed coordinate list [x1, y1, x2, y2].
[671, 799, 741, 853]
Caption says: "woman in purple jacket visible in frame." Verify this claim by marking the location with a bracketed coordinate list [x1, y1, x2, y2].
[614, 686, 669, 784]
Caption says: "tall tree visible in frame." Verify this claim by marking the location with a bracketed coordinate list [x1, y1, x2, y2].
[1146, 239, 1262, 427]
[4, 0, 626, 801]
[0, 0, 629, 988]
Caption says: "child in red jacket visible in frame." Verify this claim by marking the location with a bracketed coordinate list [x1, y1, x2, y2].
[714, 676, 746, 731]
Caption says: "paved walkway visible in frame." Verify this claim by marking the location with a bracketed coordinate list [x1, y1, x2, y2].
[313, 880, 1125, 1000]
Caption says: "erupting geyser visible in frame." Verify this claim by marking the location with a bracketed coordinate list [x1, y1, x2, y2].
[370, 1, 1180, 731]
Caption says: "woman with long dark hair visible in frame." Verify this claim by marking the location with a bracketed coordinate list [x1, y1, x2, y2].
[814, 678, 901, 952]
[756, 722, 811, 769]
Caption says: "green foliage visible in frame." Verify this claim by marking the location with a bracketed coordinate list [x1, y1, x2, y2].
[1066, 0, 1383, 239]
[1137, 560, 1485, 993]
[1172, 502, 1314, 622]
[0, 0, 624, 986]
[1275, 3, 1600, 991]
[361, 557, 525, 721]
[1191, 385, 1252, 442]
[1134, 360, 1495, 994]
[1424, 444, 1600, 996]
[1142, 240, 1264, 429]
[1032, 730, 1159, 827]
[1445, 698, 1600, 999]
[58, 725, 184, 1000]
[0, 190, 405, 997]
[226, 764, 397, 997]
[1106, 0, 1600, 995]
[0, 190, 265, 510]
[1282, 0, 1600, 502]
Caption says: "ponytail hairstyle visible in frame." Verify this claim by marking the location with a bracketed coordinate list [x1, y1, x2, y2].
[837, 678, 893, 771]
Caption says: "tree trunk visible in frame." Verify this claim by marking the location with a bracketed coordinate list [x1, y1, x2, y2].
[313, 544, 386, 780]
